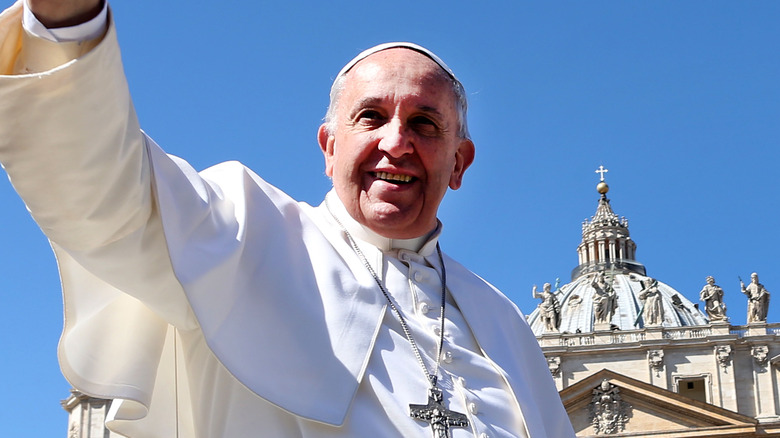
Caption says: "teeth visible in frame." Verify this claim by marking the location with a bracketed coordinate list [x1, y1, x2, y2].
[375, 172, 412, 183]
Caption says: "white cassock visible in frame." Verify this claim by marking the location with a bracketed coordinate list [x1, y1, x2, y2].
[0, 2, 574, 437]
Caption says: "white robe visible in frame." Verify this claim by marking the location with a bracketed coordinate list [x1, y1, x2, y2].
[0, 3, 574, 437]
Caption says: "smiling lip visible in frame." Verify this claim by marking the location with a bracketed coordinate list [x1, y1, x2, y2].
[374, 171, 414, 183]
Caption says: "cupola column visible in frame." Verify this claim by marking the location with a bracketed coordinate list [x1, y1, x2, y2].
[609, 239, 616, 262]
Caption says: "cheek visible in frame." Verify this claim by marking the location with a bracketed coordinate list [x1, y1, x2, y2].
[329, 149, 362, 187]
[425, 153, 457, 185]
[336, 138, 376, 175]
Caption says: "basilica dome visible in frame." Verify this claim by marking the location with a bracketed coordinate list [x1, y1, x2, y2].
[528, 174, 708, 335]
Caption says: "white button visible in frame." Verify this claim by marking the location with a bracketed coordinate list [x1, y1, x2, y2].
[419, 302, 430, 314]
[413, 271, 424, 282]
[432, 325, 442, 336]
[469, 402, 478, 415]
[442, 350, 453, 363]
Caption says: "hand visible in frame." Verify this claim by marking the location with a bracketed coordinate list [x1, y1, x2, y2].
[27, 0, 103, 28]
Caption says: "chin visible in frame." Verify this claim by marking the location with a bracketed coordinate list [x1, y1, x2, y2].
[355, 198, 432, 238]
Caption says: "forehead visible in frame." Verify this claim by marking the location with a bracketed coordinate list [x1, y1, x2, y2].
[341, 49, 456, 107]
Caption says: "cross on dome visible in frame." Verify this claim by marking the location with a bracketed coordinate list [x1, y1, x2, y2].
[595, 165, 609, 182]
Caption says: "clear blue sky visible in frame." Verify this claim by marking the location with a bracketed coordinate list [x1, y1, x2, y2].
[1, 1, 778, 435]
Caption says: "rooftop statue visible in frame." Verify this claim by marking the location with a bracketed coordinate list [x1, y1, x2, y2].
[741, 273, 770, 323]
[532, 283, 561, 332]
[591, 271, 618, 327]
[699, 276, 728, 322]
[638, 277, 664, 326]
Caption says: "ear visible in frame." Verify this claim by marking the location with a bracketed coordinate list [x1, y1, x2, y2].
[448, 138, 475, 190]
[318, 124, 336, 177]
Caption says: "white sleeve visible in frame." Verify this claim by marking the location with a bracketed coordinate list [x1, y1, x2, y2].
[22, 0, 108, 42]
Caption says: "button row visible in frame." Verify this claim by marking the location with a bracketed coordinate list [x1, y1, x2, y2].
[457, 380, 488, 438]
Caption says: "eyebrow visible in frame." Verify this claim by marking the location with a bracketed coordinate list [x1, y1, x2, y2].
[348, 97, 384, 117]
[417, 105, 444, 119]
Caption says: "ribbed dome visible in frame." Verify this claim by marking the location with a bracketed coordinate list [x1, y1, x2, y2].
[528, 171, 708, 335]
[529, 273, 708, 334]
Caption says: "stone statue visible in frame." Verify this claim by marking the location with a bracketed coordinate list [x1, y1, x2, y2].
[699, 276, 727, 322]
[638, 277, 664, 326]
[741, 272, 770, 323]
[532, 283, 561, 332]
[591, 271, 617, 326]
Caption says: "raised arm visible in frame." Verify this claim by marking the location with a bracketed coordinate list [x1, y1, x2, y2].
[0, 1, 198, 328]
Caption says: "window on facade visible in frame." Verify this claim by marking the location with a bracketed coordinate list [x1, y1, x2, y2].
[678, 378, 707, 403]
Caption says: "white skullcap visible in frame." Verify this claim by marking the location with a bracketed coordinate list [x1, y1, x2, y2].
[336, 42, 458, 80]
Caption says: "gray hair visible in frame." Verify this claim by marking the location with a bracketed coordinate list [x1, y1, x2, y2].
[323, 55, 470, 140]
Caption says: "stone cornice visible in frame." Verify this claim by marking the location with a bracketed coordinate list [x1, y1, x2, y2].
[538, 323, 780, 354]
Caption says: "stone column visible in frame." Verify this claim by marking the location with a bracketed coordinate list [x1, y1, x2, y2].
[648, 349, 667, 389]
[713, 345, 737, 411]
[751, 345, 779, 421]
[547, 356, 563, 391]
[62, 390, 120, 438]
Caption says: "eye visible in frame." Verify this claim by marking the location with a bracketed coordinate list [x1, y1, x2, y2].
[356, 110, 385, 124]
[409, 115, 440, 136]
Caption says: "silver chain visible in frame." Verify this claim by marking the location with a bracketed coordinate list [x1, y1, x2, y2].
[326, 199, 447, 388]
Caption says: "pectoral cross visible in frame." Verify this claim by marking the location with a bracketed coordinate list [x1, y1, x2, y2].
[409, 386, 469, 438]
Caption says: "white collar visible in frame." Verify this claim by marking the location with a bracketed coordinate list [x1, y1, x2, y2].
[324, 190, 441, 256]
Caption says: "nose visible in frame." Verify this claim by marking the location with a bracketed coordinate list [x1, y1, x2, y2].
[377, 118, 413, 158]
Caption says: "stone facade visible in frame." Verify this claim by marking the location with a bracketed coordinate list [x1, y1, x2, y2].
[543, 323, 780, 436]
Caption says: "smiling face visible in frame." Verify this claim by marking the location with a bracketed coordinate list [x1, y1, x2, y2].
[318, 48, 474, 239]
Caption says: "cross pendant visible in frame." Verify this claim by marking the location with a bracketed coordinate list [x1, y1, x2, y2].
[409, 386, 469, 438]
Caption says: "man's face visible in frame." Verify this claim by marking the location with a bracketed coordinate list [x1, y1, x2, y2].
[319, 49, 474, 239]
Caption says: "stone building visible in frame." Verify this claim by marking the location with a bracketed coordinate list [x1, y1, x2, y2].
[527, 173, 780, 437]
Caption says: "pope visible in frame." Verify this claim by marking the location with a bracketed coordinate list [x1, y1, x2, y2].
[0, 0, 574, 436]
